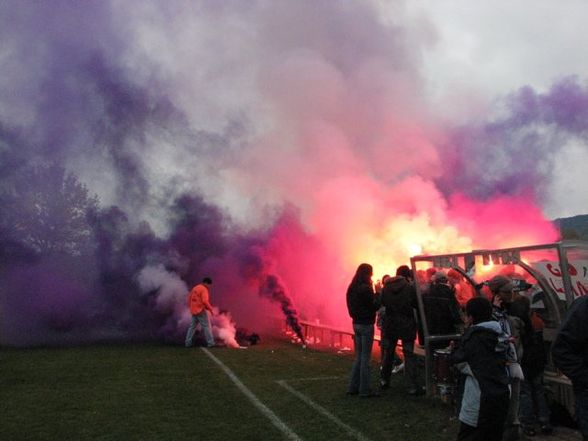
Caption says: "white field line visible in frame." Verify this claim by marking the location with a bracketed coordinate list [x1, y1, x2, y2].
[201, 348, 303, 441]
[276, 376, 342, 383]
[276, 380, 374, 441]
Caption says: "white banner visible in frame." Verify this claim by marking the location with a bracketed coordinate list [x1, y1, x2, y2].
[532, 260, 588, 300]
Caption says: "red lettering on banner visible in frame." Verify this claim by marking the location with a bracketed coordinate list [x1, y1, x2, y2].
[569, 264, 578, 276]
[548, 278, 564, 294]
[547, 263, 562, 277]
[546, 263, 579, 277]
[576, 281, 588, 296]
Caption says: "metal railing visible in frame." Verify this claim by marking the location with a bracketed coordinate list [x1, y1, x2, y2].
[296, 320, 426, 361]
[298, 320, 360, 348]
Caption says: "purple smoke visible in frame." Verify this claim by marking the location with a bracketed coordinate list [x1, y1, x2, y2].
[0, 173, 307, 345]
[437, 76, 588, 204]
[1, 1, 587, 347]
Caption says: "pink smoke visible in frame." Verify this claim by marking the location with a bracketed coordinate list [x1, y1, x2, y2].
[1, 1, 578, 345]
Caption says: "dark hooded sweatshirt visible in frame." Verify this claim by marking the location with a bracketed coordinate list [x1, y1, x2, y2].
[552, 295, 588, 391]
[380, 276, 418, 341]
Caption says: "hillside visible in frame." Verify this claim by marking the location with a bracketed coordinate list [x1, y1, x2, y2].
[554, 214, 588, 240]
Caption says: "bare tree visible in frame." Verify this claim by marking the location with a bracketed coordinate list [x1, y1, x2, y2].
[0, 164, 99, 256]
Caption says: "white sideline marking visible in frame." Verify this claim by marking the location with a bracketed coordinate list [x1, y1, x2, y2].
[201, 348, 303, 441]
[276, 376, 342, 383]
[276, 380, 374, 441]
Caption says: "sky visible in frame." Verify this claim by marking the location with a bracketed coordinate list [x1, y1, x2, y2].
[1, 0, 587, 344]
[405, 1, 588, 108]
[402, 1, 588, 219]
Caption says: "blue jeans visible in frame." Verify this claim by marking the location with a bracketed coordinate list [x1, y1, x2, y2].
[519, 372, 550, 427]
[575, 388, 588, 440]
[348, 323, 374, 396]
[185, 310, 215, 347]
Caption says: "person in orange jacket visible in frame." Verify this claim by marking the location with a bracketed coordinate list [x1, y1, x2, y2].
[185, 277, 216, 347]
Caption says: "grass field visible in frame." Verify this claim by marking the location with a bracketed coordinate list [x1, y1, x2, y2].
[1, 337, 459, 441]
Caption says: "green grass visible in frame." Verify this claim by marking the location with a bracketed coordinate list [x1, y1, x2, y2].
[0, 338, 459, 441]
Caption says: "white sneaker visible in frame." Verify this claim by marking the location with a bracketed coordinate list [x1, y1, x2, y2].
[392, 362, 404, 374]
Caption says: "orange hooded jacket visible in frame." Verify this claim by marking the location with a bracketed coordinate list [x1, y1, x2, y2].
[188, 283, 213, 315]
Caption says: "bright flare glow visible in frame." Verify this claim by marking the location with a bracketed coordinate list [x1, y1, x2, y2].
[408, 243, 423, 256]
[350, 213, 474, 279]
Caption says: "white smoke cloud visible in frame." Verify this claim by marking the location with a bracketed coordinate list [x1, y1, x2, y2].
[544, 139, 588, 219]
[1, 0, 585, 340]
[137, 264, 188, 315]
[211, 309, 240, 348]
[137, 265, 241, 346]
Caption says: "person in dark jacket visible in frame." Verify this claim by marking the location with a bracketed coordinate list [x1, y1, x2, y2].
[451, 296, 510, 441]
[489, 275, 524, 441]
[552, 295, 588, 441]
[346, 263, 379, 397]
[377, 275, 404, 376]
[423, 271, 463, 351]
[379, 265, 424, 395]
[509, 295, 552, 436]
